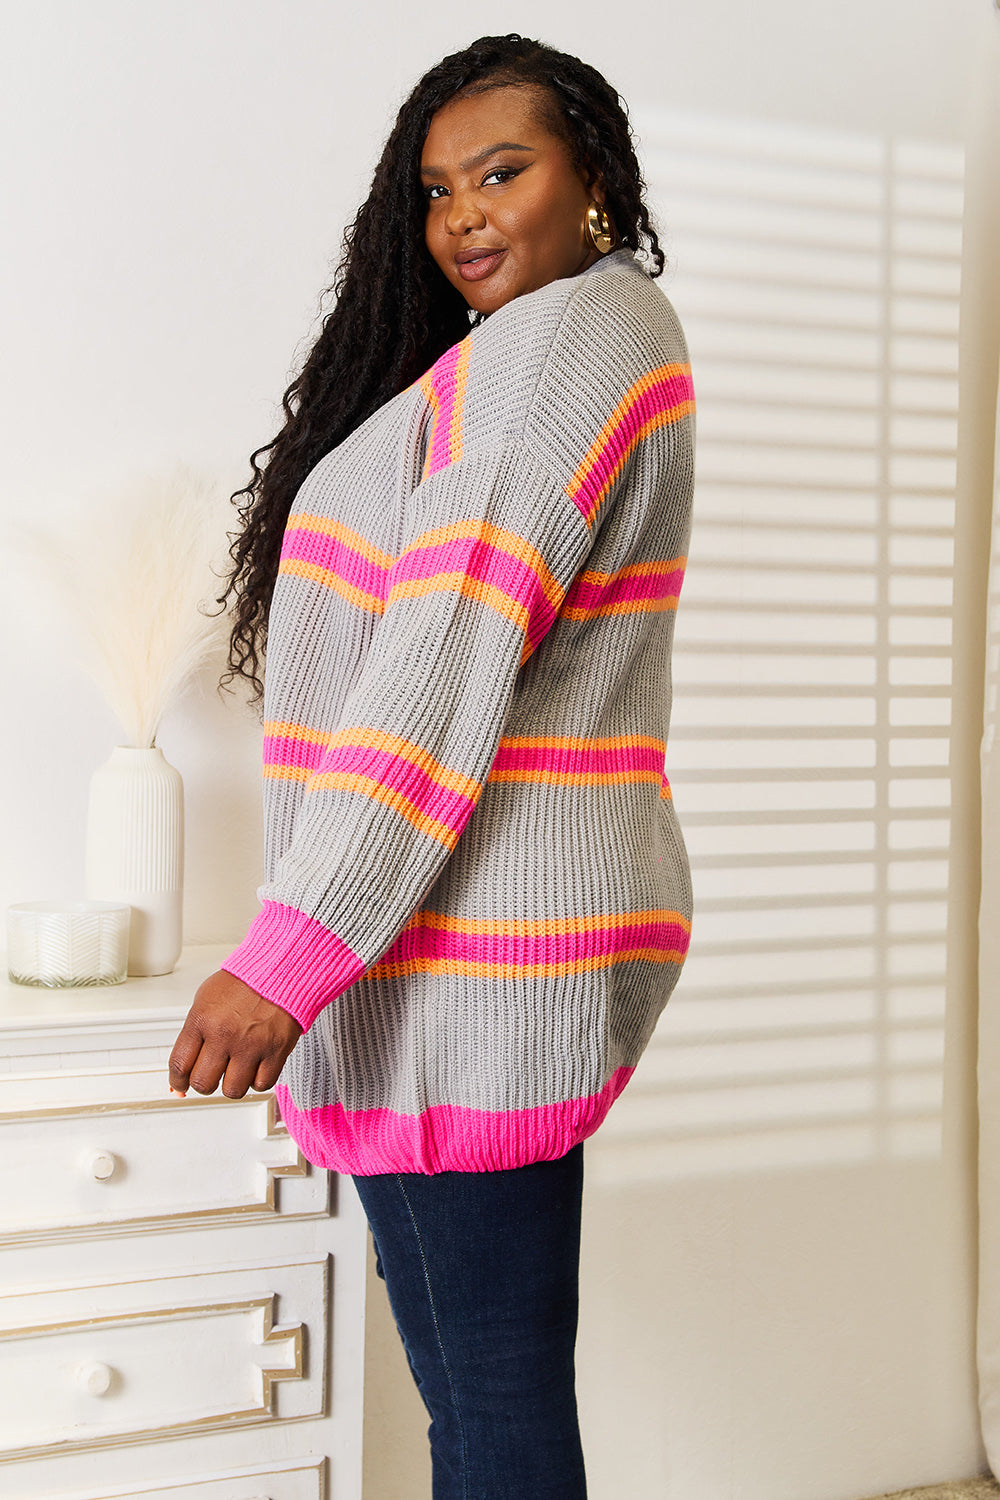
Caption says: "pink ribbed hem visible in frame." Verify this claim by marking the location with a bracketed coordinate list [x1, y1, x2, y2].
[273, 1065, 636, 1174]
[222, 901, 365, 1031]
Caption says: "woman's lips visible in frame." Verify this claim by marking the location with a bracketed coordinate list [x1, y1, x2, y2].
[456, 248, 507, 282]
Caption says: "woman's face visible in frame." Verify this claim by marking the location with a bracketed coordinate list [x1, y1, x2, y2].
[420, 86, 603, 317]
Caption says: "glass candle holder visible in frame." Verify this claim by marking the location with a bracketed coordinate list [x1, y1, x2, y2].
[6, 900, 131, 987]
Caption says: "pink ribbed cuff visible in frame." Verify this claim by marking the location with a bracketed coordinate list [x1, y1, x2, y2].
[222, 900, 365, 1031]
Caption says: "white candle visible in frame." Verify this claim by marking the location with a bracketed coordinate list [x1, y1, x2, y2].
[6, 900, 131, 987]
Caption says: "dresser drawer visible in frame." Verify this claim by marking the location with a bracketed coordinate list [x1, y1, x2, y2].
[0, 1259, 327, 1460]
[69, 1461, 325, 1500]
[0, 1093, 327, 1242]
[67, 1460, 325, 1500]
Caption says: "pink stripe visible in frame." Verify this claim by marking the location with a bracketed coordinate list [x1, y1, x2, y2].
[381, 915, 691, 969]
[264, 732, 327, 775]
[311, 744, 478, 832]
[222, 901, 365, 1031]
[563, 563, 686, 615]
[490, 741, 665, 777]
[424, 343, 465, 477]
[389, 536, 557, 638]
[281, 526, 390, 600]
[274, 1066, 636, 1174]
[391, 535, 544, 599]
[572, 371, 695, 522]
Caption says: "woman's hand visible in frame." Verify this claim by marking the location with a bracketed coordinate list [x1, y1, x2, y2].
[168, 970, 303, 1099]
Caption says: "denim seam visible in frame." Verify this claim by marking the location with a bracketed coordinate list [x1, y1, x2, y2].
[396, 1173, 470, 1497]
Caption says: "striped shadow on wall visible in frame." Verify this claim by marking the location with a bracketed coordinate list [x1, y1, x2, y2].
[588, 110, 963, 1182]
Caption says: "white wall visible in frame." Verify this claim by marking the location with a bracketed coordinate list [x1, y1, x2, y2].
[0, 3, 990, 1498]
[970, 7, 1000, 1476]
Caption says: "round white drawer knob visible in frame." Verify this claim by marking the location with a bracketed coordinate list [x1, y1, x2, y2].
[76, 1360, 114, 1396]
[82, 1149, 118, 1182]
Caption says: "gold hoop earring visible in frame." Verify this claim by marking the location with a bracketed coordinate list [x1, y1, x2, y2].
[585, 201, 615, 255]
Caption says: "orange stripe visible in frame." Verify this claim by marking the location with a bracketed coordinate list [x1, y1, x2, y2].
[449, 341, 470, 466]
[574, 559, 686, 587]
[487, 768, 663, 786]
[279, 557, 385, 613]
[567, 368, 695, 526]
[369, 947, 690, 980]
[419, 341, 470, 478]
[570, 399, 695, 500]
[560, 596, 679, 621]
[498, 735, 667, 751]
[419, 374, 440, 481]
[568, 364, 692, 497]
[388, 574, 530, 633]
[304, 772, 460, 849]
[400, 521, 564, 610]
[265, 719, 335, 749]
[264, 722, 481, 802]
[264, 763, 312, 783]
[285, 514, 395, 569]
[573, 403, 695, 516]
[399, 908, 691, 937]
[418, 372, 439, 412]
[323, 727, 481, 801]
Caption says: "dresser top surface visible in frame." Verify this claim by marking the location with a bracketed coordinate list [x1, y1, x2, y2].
[0, 946, 230, 1033]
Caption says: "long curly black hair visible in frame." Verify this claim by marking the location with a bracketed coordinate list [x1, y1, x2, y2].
[220, 34, 664, 698]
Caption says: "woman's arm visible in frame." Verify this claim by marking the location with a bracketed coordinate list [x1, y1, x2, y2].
[170, 446, 594, 1095]
[221, 446, 594, 1021]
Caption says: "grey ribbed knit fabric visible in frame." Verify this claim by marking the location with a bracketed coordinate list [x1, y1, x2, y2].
[223, 248, 695, 1173]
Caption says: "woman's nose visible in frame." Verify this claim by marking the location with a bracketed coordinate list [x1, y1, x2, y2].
[445, 190, 486, 237]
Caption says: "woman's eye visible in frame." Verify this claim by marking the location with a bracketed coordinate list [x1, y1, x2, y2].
[425, 184, 448, 201]
[483, 167, 518, 186]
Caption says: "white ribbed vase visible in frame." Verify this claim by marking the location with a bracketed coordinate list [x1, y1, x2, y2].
[85, 746, 184, 976]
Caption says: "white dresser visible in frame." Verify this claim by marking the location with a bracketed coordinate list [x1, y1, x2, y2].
[0, 946, 368, 1500]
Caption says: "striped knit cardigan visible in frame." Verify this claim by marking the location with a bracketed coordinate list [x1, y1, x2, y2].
[223, 247, 695, 1174]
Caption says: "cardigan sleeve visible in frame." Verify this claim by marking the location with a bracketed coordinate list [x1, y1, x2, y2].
[221, 441, 595, 1030]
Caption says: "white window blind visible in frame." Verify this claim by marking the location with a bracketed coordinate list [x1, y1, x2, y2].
[593, 112, 963, 1181]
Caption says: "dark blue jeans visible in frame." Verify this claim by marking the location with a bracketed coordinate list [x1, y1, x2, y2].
[352, 1143, 588, 1500]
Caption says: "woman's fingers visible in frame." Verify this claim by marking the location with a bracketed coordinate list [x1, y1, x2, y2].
[168, 1016, 206, 1094]
[168, 1023, 231, 1096]
[189, 1041, 234, 1097]
[219, 1052, 261, 1100]
[252, 1051, 291, 1093]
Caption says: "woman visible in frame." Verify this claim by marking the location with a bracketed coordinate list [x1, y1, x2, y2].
[169, 33, 694, 1498]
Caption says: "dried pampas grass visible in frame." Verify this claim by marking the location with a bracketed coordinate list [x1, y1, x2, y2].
[24, 466, 234, 747]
